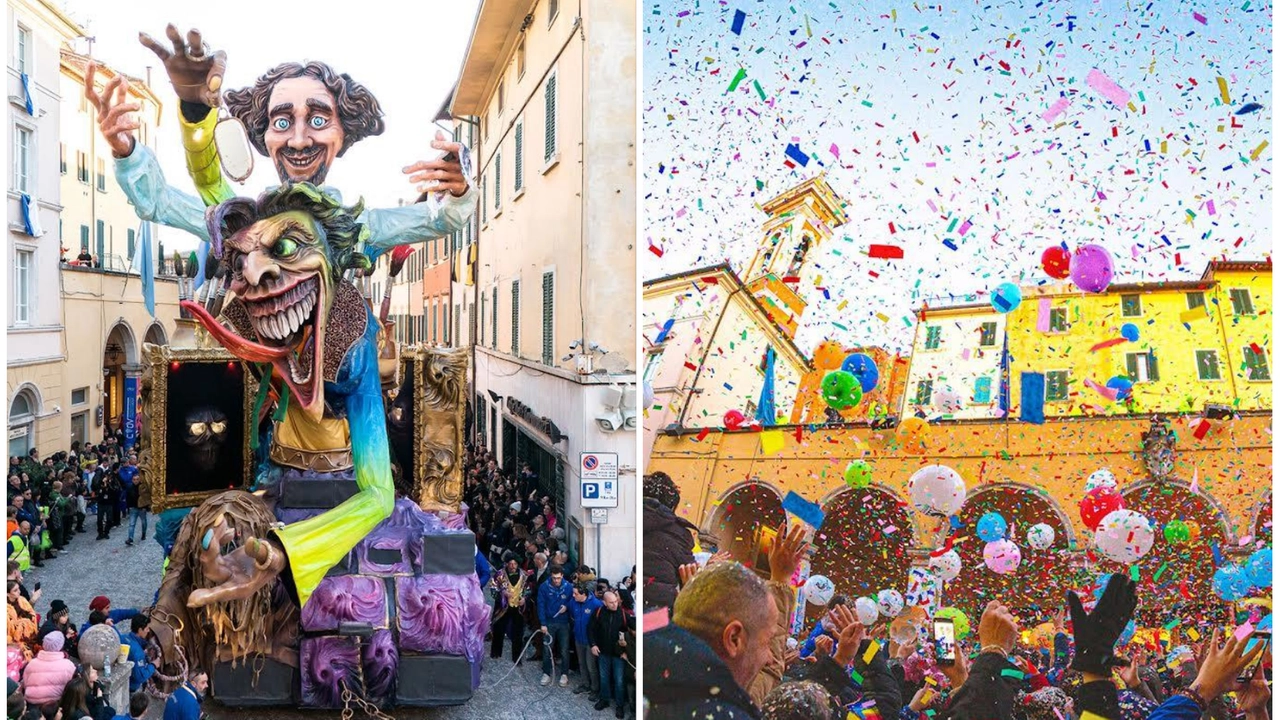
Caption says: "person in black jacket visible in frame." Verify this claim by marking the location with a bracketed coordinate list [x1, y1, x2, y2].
[644, 561, 780, 720]
[588, 589, 634, 718]
[641, 472, 697, 611]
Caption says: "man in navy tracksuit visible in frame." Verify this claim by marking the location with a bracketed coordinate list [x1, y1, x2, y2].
[537, 564, 574, 687]
[570, 582, 604, 700]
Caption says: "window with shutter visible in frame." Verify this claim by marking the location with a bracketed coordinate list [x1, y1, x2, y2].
[511, 280, 520, 355]
[77, 151, 88, 184]
[1045, 371, 1069, 401]
[1195, 350, 1221, 380]
[96, 158, 106, 192]
[514, 120, 524, 193]
[978, 322, 996, 347]
[481, 176, 487, 223]
[542, 272, 554, 365]
[915, 379, 933, 406]
[973, 376, 993, 404]
[494, 152, 501, 210]
[127, 229, 136, 262]
[1125, 352, 1155, 383]
[1186, 291, 1205, 310]
[544, 71, 557, 162]
[924, 326, 941, 350]
[1120, 294, 1142, 317]
[60, 143, 66, 175]
[80, 225, 89, 253]
[1048, 308, 1068, 332]
[491, 287, 498, 350]
[1229, 289, 1255, 316]
[1243, 346, 1271, 381]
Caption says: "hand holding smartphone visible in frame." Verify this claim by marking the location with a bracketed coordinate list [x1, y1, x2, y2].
[1238, 631, 1270, 682]
[933, 618, 957, 666]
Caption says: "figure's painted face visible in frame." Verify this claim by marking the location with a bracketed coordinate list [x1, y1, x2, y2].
[220, 210, 336, 418]
[184, 407, 228, 473]
[264, 77, 345, 185]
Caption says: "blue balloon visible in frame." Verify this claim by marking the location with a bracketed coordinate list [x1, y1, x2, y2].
[1106, 376, 1134, 401]
[991, 282, 1022, 313]
[976, 512, 1008, 543]
[841, 353, 880, 393]
[1247, 548, 1272, 588]
[1120, 323, 1140, 342]
[1213, 564, 1252, 601]
[1118, 619, 1137, 647]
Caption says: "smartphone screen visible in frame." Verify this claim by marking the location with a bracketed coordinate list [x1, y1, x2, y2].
[933, 618, 957, 666]
[1239, 631, 1270, 682]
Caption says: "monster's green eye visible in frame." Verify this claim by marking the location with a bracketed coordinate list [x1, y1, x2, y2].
[274, 236, 300, 259]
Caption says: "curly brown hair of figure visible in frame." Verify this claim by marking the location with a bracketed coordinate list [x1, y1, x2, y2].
[223, 61, 386, 158]
[150, 491, 298, 683]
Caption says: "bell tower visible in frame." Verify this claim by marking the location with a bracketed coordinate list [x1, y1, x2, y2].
[742, 176, 848, 338]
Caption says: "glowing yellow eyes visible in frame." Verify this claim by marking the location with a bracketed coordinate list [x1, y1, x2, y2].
[275, 237, 300, 258]
[210, 421, 227, 435]
[189, 423, 207, 435]
[190, 421, 227, 435]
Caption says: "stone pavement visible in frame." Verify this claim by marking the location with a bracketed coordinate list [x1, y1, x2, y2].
[23, 512, 628, 719]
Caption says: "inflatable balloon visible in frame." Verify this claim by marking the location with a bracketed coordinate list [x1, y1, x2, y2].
[896, 417, 930, 453]
[890, 612, 924, 644]
[1246, 548, 1272, 589]
[1027, 523, 1056, 550]
[723, 409, 746, 430]
[1041, 245, 1071, 279]
[908, 465, 967, 517]
[844, 459, 873, 489]
[1163, 520, 1191, 544]
[877, 589, 905, 618]
[854, 596, 880, 625]
[983, 539, 1022, 574]
[1213, 564, 1252, 601]
[1094, 510, 1155, 564]
[1084, 469, 1117, 492]
[904, 567, 940, 608]
[935, 607, 971, 640]
[805, 574, 836, 605]
[643, 381, 656, 408]
[1070, 244, 1114, 293]
[841, 353, 880, 393]
[991, 282, 1023, 313]
[1120, 323, 1140, 342]
[976, 512, 1008, 543]
[822, 370, 862, 410]
[1106, 376, 1134, 401]
[930, 549, 962, 582]
[1080, 486, 1124, 531]
[1185, 520, 1202, 543]
[934, 389, 963, 415]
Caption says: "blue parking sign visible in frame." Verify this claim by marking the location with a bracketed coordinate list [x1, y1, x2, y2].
[583, 483, 600, 499]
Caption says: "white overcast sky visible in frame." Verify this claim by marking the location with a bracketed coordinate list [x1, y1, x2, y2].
[58, 0, 482, 252]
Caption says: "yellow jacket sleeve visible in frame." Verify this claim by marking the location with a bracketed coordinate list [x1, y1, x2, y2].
[180, 107, 235, 207]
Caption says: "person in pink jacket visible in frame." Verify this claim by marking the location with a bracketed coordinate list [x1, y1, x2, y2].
[21, 631, 75, 708]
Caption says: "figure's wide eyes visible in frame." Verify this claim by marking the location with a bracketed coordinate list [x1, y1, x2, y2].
[274, 236, 299, 259]
[309, 115, 328, 129]
[189, 422, 207, 436]
[210, 421, 227, 435]
[272, 117, 291, 131]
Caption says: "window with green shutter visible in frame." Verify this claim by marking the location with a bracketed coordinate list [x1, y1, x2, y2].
[1195, 350, 1221, 380]
[1186, 291, 1205, 310]
[1243, 346, 1270, 381]
[544, 71, 557, 162]
[1048, 307, 1068, 332]
[1120, 294, 1142, 317]
[494, 152, 502, 210]
[511, 280, 520, 355]
[924, 326, 941, 350]
[481, 176, 487, 223]
[978, 322, 996, 347]
[542, 272, 554, 366]
[80, 225, 90, 253]
[915, 379, 933, 405]
[491, 287, 498, 350]
[127, 229, 136, 262]
[1229, 289, 1254, 316]
[514, 120, 524, 192]
[973, 376, 993, 404]
[1045, 370, 1069, 401]
[1125, 352, 1158, 383]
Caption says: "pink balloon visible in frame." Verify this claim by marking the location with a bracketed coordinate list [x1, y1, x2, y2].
[983, 539, 1023, 575]
[1070, 244, 1114, 293]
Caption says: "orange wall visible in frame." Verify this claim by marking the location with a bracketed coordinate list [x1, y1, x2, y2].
[790, 342, 910, 424]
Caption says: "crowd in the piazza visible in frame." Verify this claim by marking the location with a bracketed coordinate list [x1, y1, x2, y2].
[641, 471, 1272, 720]
[464, 445, 638, 717]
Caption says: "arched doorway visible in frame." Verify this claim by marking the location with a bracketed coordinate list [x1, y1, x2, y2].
[706, 482, 784, 574]
[945, 485, 1076, 621]
[808, 485, 913, 614]
[8, 387, 40, 458]
[103, 322, 139, 435]
[1118, 481, 1233, 625]
[144, 322, 167, 348]
[1252, 495, 1272, 546]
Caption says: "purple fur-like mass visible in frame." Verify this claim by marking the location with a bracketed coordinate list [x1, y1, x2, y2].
[300, 575, 387, 632]
[300, 636, 360, 708]
[362, 629, 398, 703]
[396, 574, 491, 661]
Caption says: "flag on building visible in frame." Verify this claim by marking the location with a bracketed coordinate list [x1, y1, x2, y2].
[19, 194, 41, 236]
[20, 73, 35, 115]
[451, 242, 477, 286]
[134, 222, 156, 317]
[756, 346, 777, 426]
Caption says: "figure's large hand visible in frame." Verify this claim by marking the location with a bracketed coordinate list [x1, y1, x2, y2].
[187, 516, 285, 608]
[405, 131, 471, 198]
[1066, 572, 1137, 676]
[84, 64, 138, 158]
[139, 24, 227, 107]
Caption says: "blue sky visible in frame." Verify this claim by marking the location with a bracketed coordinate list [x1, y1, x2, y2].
[643, 0, 1272, 353]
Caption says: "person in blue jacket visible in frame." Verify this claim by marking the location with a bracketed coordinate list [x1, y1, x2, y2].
[536, 564, 574, 687]
[475, 548, 493, 588]
[120, 614, 156, 693]
[569, 581, 603, 700]
[798, 594, 848, 659]
[162, 670, 207, 720]
[80, 595, 138, 637]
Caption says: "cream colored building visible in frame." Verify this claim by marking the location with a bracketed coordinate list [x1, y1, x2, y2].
[902, 302, 1007, 420]
[7, 0, 83, 458]
[451, 0, 637, 580]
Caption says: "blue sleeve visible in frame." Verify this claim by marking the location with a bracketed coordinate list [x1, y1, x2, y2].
[1146, 694, 1201, 720]
[360, 187, 477, 262]
[537, 584, 551, 626]
[1053, 631, 1070, 669]
[799, 623, 825, 659]
[113, 144, 211, 242]
[110, 608, 139, 624]
[475, 550, 492, 587]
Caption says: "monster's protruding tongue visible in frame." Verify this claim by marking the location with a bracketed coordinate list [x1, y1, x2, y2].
[181, 300, 322, 417]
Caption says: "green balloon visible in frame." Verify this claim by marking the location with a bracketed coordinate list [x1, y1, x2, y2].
[844, 459, 873, 488]
[1163, 520, 1191, 544]
[822, 370, 862, 409]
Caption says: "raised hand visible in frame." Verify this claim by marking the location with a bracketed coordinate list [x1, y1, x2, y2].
[977, 600, 1020, 654]
[813, 634, 834, 659]
[405, 131, 471, 198]
[833, 614, 868, 668]
[768, 522, 810, 585]
[939, 644, 970, 689]
[1190, 628, 1268, 702]
[1066, 572, 1137, 675]
[677, 562, 699, 588]
[1235, 661, 1271, 718]
[707, 550, 732, 566]
[84, 64, 139, 158]
[139, 24, 227, 107]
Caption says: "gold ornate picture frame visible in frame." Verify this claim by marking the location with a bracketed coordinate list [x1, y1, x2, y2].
[143, 343, 258, 513]
[394, 346, 469, 513]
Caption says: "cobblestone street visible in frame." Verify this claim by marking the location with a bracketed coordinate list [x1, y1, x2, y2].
[24, 513, 625, 719]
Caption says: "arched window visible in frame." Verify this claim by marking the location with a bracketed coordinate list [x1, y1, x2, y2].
[8, 388, 38, 458]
